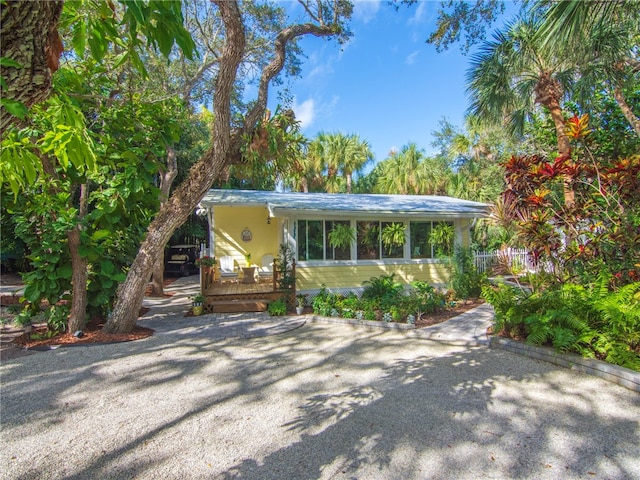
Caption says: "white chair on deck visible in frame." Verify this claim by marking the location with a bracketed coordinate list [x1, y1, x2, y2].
[258, 254, 274, 282]
[219, 255, 238, 283]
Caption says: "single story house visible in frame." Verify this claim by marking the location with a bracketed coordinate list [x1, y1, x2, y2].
[198, 189, 489, 295]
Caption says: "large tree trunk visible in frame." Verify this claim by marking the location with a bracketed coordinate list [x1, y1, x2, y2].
[0, 0, 63, 135]
[612, 84, 640, 137]
[103, 0, 246, 334]
[103, 1, 340, 333]
[535, 72, 574, 208]
[67, 183, 89, 333]
[149, 147, 178, 297]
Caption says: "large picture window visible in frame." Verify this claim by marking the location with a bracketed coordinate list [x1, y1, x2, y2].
[357, 221, 380, 260]
[410, 222, 432, 258]
[357, 221, 406, 260]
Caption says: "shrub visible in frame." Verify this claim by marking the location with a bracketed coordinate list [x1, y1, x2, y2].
[268, 298, 287, 316]
[450, 246, 486, 299]
[362, 274, 403, 309]
[411, 281, 447, 314]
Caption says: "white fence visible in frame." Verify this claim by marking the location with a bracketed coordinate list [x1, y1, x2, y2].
[474, 248, 539, 274]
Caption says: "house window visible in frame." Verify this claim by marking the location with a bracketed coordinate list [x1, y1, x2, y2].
[381, 222, 405, 259]
[298, 219, 353, 261]
[297, 219, 453, 262]
[409, 221, 454, 258]
[410, 222, 432, 258]
[297, 220, 323, 260]
[357, 221, 380, 260]
[325, 220, 352, 260]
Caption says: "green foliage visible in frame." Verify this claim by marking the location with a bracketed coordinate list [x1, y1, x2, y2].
[362, 273, 403, 310]
[425, 0, 505, 54]
[268, 298, 287, 316]
[450, 246, 486, 299]
[327, 223, 356, 249]
[60, 0, 195, 75]
[409, 281, 447, 314]
[46, 304, 71, 333]
[275, 243, 295, 290]
[483, 276, 640, 371]
[430, 222, 454, 256]
[381, 222, 406, 254]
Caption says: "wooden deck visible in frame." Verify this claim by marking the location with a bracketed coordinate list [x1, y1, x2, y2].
[200, 265, 295, 313]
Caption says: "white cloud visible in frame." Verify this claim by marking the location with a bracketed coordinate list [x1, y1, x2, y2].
[293, 98, 315, 128]
[405, 50, 419, 65]
[408, 0, 428, 25]
[353, 0, 381, 23]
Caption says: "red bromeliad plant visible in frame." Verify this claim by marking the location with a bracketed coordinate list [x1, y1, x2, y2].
[500, 114, 640, 285]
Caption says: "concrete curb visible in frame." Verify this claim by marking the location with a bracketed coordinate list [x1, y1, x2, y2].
[307, 315, 416, 330]
[490, 336, 640, 393]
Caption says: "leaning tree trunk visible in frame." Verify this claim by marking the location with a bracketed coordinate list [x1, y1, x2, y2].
[103, 1, 340, 334]
[0, 0, 63, 135]
[149, 147, 178, 297]
[612, 84, 640, 137]
[103, 0, 246, 334]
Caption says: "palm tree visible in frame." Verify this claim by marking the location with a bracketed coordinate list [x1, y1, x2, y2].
[536, 0, 640, 136]
[375, 143, 424, 194]
[305, 132, 373, 193]
[343, 134, 373, 193]
[467, 13, 576, 206]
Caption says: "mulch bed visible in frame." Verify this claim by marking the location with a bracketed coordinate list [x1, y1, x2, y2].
[9, 276, 181, 349]
[12, 310, 154, 348]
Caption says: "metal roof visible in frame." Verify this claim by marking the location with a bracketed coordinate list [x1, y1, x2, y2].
[200, 189, 489, 219]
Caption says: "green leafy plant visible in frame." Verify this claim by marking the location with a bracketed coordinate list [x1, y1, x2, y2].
[191, 293, 205, 305]
[430, 222, 454, 256]
[482, 276, 640, 371]
[362, 273, 402, 303]
[450, 246, 486, 299]
[381, 222, 405, 254]
[328, 223, 356, 250]
[296, 294, 307, 308]
[46, 304, 70, 333]
[268, 297, 287, 316]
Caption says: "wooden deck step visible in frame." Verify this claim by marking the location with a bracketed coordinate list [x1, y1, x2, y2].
[208, 299, 269, 313]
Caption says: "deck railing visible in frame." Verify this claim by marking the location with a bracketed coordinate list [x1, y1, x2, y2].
[200, 260, 296, 299]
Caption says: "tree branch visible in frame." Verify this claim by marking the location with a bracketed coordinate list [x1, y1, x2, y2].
[228, 22, 337, 163]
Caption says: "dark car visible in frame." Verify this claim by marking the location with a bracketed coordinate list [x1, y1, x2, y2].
[164, 244, 199, 277]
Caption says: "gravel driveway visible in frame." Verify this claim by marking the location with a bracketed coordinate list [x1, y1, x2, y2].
[1, 310, 639, 480]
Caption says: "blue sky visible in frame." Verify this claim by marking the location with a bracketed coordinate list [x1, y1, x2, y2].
[270, 0, 517, 166]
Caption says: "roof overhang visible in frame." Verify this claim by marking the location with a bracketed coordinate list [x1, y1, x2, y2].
[200, 189, 490, 219]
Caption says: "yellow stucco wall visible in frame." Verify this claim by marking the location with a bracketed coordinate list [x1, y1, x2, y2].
[213, 206, 280, 266]
[296, 262, 449, 290]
